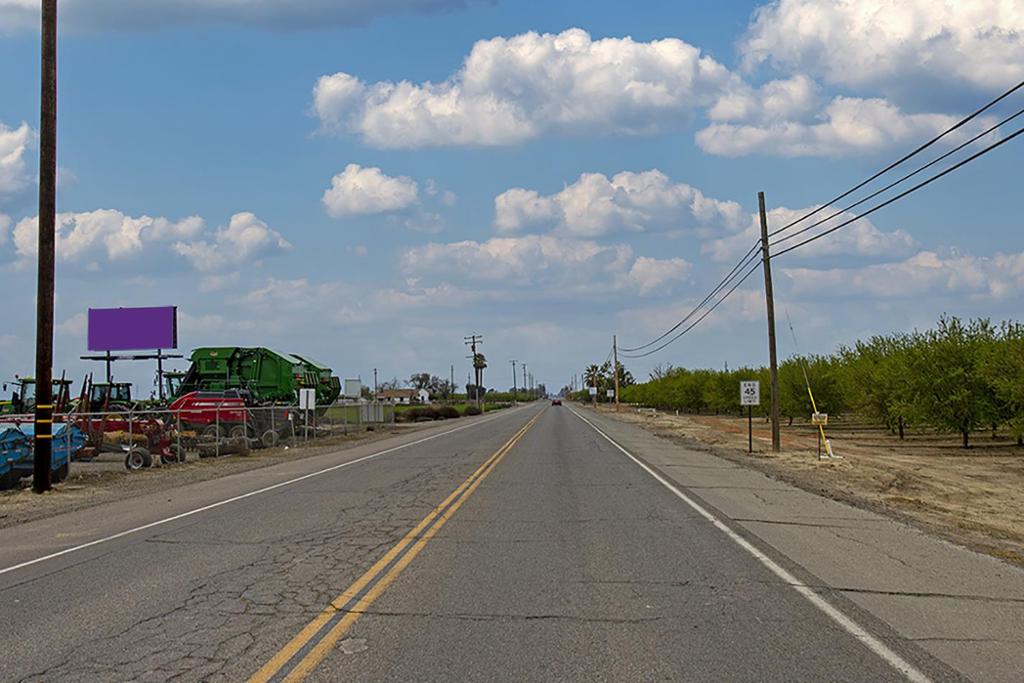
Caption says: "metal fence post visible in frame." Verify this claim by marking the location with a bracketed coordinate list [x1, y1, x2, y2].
[215, 403, 220, 458]
[127, 408, 134, 469]
[176, 408, 182, 463]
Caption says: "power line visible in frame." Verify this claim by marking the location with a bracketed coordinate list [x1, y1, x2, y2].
[620, 117, 1024, 360]
[768, 77, 1024, 239]
[616, 80, 1024, 361]
[772, 123, 1024, 259]
[771, 104, 1024, 250]
[621, 260, 762, 359]
[618, 241, 761, 353]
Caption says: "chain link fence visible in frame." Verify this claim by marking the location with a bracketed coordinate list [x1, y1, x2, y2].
[0, 400, 396, 482]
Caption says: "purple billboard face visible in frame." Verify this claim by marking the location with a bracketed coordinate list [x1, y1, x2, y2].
[87, 307, 178, 351]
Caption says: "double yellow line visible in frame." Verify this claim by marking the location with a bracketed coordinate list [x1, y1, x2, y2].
[249, 410, 543, 683]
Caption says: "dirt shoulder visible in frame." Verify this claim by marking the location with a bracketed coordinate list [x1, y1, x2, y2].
[0, 423, 431, 530]
[595, 405, 1024, 566]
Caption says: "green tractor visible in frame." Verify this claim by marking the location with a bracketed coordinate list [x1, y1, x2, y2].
[1, 376, 73, 415]
[172, 347, 341, 409]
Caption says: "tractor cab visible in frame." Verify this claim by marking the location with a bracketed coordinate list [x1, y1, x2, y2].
[163, 371, 187, 401]
[87, 382, 134, 412]
[1, 376, 73, 414]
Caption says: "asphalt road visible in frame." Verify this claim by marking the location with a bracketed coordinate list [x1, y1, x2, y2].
[0, 404, 981, 681]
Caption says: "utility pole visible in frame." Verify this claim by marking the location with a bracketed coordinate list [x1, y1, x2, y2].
[758, 191, 781, 452]
[613, 335, 620, 412]
[373, 368, 378, 396]
[522, 363, 528, 399]
[510, 360, 517, 404]
[450, 364, 454, 403]
[33, 0, 58, 494]
[464, 334, 484, 408]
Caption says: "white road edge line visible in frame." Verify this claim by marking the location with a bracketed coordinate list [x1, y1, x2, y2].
[569, 407, 931, 683]
[0, 408, 529, 577]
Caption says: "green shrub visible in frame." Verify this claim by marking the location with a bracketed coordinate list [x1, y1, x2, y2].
[463, 405, 482, 416]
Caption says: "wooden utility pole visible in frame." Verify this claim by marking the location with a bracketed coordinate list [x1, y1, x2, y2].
[522, 363, 528, 399]
[758, 191, 781, 452]
[465, 335, 484, 408]
[33, 0, 58, 494]
[613, 335, 620, 412]
[510, 360, 517, 403]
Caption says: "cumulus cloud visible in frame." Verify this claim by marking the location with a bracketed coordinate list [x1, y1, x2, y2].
[402, 234, 690, 294]
[0, 121, 33, 195]
[704, 204, 917, 263]
[12, 209, 205, 263]
[313, 28, 737, 148]
[781, 250, 1024, 301]
[741, 0, 1024, 96]
[0, 0, 469, 32]
[697, 96, 964, 157]
[174, 212, 291, 272]
[322, 164, 420, 217]
[495, 169, 748, 237]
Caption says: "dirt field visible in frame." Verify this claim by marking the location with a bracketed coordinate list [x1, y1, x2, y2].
[598, 405, 1024, 566]
[0, 423, 426, 530]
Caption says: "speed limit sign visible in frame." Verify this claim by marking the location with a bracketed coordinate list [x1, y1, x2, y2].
[740, 381, 760, 406]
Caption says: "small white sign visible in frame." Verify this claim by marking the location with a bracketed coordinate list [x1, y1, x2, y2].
[740, 381, 761, 406]
[299, 388, 316, 410]
[343, 379, 362, 399]
[588, 387, 598, 396]
[606, 389, 615, 398]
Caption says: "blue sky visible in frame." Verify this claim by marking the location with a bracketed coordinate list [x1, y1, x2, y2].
[1, 0, 1023, 395]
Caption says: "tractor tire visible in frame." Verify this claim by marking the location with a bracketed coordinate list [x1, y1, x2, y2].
[52, 463, 69, 483]
[200, 424, 224, 441]
[0, 471, 18, 490]
[228, 424, 251, 441]
[125, 447, 152, 471]
[162, 444, 185, 465]
[260, 429, 280, 449]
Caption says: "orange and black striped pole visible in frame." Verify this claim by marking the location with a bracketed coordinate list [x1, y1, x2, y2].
[33, 0, 58, 494]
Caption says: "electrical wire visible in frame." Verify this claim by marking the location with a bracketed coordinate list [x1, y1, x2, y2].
[618, 241, 761, 352]
[771, 104, 1024, 250]
[772, 123, 1024, 259]
[621, 259, 762, 359]
[616, 81, 1024, 360]
[767, 78, 1024, 238]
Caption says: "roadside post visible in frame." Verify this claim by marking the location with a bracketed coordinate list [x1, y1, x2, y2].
[812, 412, 829, 460]
[299, 389, 316, 442]
[589, 386, 598, 405]
[740, 380, 761, 453]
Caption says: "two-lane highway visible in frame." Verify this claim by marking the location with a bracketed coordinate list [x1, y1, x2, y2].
[1, 404, 961, 681]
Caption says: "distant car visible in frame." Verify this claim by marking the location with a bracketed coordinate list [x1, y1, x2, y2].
[551, 399, 562, 406]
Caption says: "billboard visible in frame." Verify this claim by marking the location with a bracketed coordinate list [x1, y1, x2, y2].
[87, 306, 178, 352]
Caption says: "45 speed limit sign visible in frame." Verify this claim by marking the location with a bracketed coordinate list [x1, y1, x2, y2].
[740, 381, 760, 406]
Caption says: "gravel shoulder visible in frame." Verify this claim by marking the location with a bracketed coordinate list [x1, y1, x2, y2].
[597, 405, 1024, 566]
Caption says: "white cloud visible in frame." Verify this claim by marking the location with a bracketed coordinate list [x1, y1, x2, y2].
[0, 121, 33, 195]
[704, 204, 917, 263]
[0, 0, 469, 32]
[322, 163, 420, 217]
[697, 96, 964, 157]
[313, 28, 737, 148]
[56, 312, 88, 337]
[174, 211, 290, 272]
[0, 213, 10, 246]
[12, 209, 205, 263]
[494, 169, 747, 237]
[402, 234, 690, 294]
[741, 0, 1024, 96]
[781, 250, 1024, 301]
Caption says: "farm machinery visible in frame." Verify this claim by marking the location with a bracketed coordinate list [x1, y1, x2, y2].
[172, 347, 341, 410]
